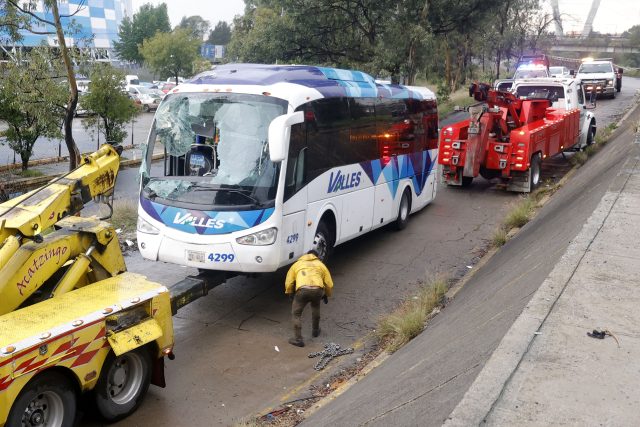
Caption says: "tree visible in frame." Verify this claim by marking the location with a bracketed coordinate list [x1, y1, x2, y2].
[227, 0, 509, 84]
[178, 15, 210, 40]
[1, 0, 90, 170]
[0, 48, 67, 170]
[113, 3, 171, 63]
[207, 21, 232, 45]
[140, 28, 201, 84]
[81, 64, 139, 145]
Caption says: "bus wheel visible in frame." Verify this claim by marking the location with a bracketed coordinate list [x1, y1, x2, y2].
[93, 347, 152, 422]
[394, 189, 411, 230]
[530, 153, 542, 190]
[7, 371, 76, 427]
[313, 222, 334, 263]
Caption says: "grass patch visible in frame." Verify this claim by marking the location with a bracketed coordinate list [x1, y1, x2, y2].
[376, 279, 448, 353]
[438, 88, 477, 117]
[503, 197, 536, 230]
[15, 169, 44, 178]
[491, 228, 508, 247]
[570, 151, 588, 166]
[107, 199, 138, 232]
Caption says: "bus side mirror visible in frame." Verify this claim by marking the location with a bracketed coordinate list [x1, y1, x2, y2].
[569, 70, 575, 76]
[268, 111, 304, 163]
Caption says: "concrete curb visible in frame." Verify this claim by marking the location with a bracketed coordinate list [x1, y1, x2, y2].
[444, 101, 640, 426]
[0, 144, 137, 173]
[3, 153, 163, 194]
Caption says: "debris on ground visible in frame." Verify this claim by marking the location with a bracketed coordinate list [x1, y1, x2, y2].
[308, 343, 354, 371]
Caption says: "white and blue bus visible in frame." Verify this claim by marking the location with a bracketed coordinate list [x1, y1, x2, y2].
[136, 64, 439, 273]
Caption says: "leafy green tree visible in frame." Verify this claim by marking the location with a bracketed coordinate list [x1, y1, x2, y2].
[0, 48, 67, 170]
[178, 15, 210, 40]
[1, 0, 89, 170]
[81, 64, 139, 145]
[207, 21, 232, 45]
[228, 0, 510, 84]
[113, 3, 171, 63]
[140, 28, 200, 83]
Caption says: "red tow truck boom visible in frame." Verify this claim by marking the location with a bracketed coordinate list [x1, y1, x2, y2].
[439, 84, 581, 192]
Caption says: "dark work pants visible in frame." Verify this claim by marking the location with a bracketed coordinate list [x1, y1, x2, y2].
[291, 287, 324, 340]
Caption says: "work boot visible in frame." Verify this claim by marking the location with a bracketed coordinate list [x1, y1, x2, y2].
[312, 328, 321, 338]
[288, 337, 305, 347]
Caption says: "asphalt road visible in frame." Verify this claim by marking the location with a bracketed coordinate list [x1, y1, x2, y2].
[80, 78, 639, 426]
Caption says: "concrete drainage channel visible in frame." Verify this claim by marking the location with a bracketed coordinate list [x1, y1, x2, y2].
[257, 98, 640, 426]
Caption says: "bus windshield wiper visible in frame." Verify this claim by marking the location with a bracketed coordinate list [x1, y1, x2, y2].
[190, 185, 264, 207]
[218, 188, 263, 207]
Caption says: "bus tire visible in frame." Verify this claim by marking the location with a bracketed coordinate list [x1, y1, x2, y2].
[7, 371, 77, 427]
[530, 153, 542, 190]
[394, 189, 411, 230]
[93, 347, 152, 422]
[313, 221, 334, 263]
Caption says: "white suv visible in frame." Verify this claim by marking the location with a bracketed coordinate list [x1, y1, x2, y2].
[576, 59, 621, 99]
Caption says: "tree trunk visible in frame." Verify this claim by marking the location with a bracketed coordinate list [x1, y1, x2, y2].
[21, 154, 29, 171]
[50, 1, 80, 171]
[495, 50, 502, 80]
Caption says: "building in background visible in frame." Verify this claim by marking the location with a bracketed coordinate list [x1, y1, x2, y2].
[200, 44, 226, 63]
[1, 0, 132, 61]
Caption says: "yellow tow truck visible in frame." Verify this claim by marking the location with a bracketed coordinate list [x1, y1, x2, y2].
[0, 146, 182, 426]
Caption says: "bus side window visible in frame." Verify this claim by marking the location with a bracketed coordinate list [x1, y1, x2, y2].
[306, 98, 350, 182]
[350, 98, 378, 162]
[284, 122, 307, 201]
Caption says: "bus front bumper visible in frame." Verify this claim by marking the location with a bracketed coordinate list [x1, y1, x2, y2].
[137, 232, 281, 273]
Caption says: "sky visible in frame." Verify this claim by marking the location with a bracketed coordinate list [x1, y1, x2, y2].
[131, 0, 639, 36]
[131, 0, 245, 28]
[545, 0, 638, 35]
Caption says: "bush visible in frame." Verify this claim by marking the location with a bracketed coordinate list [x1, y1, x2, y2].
[492, 228, 508, 247]
[503, 197, 535, 230]
[376, 279, 447, 353]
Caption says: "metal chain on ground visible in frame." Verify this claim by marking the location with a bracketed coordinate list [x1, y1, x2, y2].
[308, 342, 354, 371]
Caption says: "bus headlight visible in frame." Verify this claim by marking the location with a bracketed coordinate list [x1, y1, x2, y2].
[236, 227, 277, 246]
[137, 217, 160, 235]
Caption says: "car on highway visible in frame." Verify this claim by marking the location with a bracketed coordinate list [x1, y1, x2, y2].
[576, 58, 622, 99]
[128, 86, 164, 112]
[549, 66, 571, 78]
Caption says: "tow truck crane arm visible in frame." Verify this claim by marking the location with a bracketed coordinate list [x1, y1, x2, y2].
[0, 144, 120, 244]
[0, 145, 122, 314]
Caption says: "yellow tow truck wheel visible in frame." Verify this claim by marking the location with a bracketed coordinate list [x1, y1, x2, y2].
[6, 371, 76, 427]
[91, 347, 152, 422]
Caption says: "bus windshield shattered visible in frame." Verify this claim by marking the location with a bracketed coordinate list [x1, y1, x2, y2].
[139, 92, 288, 210]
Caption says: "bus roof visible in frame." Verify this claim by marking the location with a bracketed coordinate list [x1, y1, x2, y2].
[187, 64, 435, 102]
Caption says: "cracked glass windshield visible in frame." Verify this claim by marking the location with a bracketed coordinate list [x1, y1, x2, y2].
[141, 92, 287, 210]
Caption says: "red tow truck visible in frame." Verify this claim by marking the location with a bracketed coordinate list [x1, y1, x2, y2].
[439, 79, 588, 192]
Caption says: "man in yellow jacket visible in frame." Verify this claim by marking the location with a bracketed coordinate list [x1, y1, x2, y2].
[285, 250, 334, 347]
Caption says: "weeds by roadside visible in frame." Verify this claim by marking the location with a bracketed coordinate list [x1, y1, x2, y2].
[14, 169, 44, 178]
[570, 124, 617, 166]
[106, 198, 138, 233]
[438, 88, 477, 117]
[376, 279, 448, 353]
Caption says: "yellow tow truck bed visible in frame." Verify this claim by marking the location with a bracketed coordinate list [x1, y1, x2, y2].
[0, 273, 174, 426]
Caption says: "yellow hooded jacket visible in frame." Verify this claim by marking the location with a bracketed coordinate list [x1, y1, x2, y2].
[285, 254, 333, 297]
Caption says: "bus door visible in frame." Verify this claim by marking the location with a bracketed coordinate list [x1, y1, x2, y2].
[281, 122, 308, 264]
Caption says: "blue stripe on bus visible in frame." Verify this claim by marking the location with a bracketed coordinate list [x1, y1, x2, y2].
[140, 197, 275, 235]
